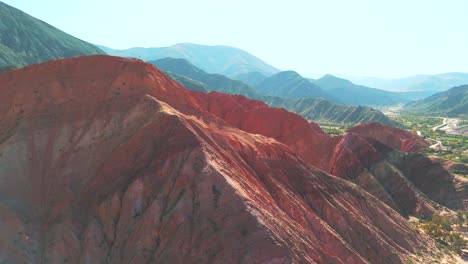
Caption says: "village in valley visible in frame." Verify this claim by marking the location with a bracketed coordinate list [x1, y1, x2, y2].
[391, 114, 468, 165]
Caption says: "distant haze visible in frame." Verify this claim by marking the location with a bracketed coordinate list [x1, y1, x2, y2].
[3, 0, 468, 78]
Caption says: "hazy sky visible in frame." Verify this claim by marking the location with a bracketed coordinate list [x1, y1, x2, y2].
[3, 0, 468, 78]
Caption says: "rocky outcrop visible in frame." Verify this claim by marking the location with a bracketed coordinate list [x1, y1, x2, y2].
[0, 56, 438, 263]
[347, 122, 429, 152]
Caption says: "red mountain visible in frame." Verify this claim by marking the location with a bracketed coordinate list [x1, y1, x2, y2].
[196, 92, 466, 217]
[0, 56, 449, 263]
[347, 122, 430, 152]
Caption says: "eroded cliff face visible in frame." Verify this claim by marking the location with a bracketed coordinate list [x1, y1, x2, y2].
[198, 92, 466, 217]
[0, 56, 440, 263]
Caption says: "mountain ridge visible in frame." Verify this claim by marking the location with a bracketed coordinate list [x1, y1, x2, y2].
[0, 55, 444, 263]
[98, 43, 279, 77]
[256, 70, 335, 101]
[403, 85, 468, 117]
[0, 1, 104, 68]
[345, 72, 468, 92]
[312, 74, 409, 106]
[151, 57, 398, 126]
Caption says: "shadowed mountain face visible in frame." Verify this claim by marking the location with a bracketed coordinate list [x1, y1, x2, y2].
[403, 85, 468, 117]
[0, 55, 447, 263]
[98, 43, 279, 77]
[151, 58, 397, 126]
[0, 2, 104, 68]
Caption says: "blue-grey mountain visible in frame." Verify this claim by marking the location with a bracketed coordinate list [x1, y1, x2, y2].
[312, 74, 407, 106]
[346, 73, 468, 92]
[98, 43, 279, 77]
[403, 85, 468, 118]
[151, 57, 398, 126]
[256, 71, 335, 101]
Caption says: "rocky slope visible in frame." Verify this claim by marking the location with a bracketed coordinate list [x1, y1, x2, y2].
[0, 55, 439, 263]
[198, 92, 466, 217]
[0, 1, 104, 68]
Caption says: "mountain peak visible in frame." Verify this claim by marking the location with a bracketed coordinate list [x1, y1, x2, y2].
[275, 70, 303, 78]
[257, 70, 332, 100]
[318, 74, 354, 85]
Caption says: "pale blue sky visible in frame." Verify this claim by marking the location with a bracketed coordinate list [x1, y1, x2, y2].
[3, 0, 468, 78]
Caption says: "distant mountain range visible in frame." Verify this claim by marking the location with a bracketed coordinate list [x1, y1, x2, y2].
[2, 0, 458, 125]
[264, 96, 398, 126]
[151, 57, 397, 126]
[151, 57, 258, 98]
[344, 73, 468, 92]
[403, 85, 468, 118]
[0, 2, 104, 69]
[97, 44, 466, 107]
[254, 71, 419, 106]
[312, 74, 407, 105]
[256, 71, 333, 101]
[98, 43, 279, 77]
[0, 0, 398, 127]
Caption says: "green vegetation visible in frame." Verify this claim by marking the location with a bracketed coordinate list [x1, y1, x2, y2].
[419, 212, 467, 255]
[391, 115, 468, 164]
[392, 114, 443, 131]
[319, 124, 349, 135]
[426, 135, 468, 164]
[403, 85, 468, 118]
[459, 120, 468, 127]
[0, 2, 104, 69]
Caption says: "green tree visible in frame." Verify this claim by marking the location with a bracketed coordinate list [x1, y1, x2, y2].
[432, 213, 452, 231]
